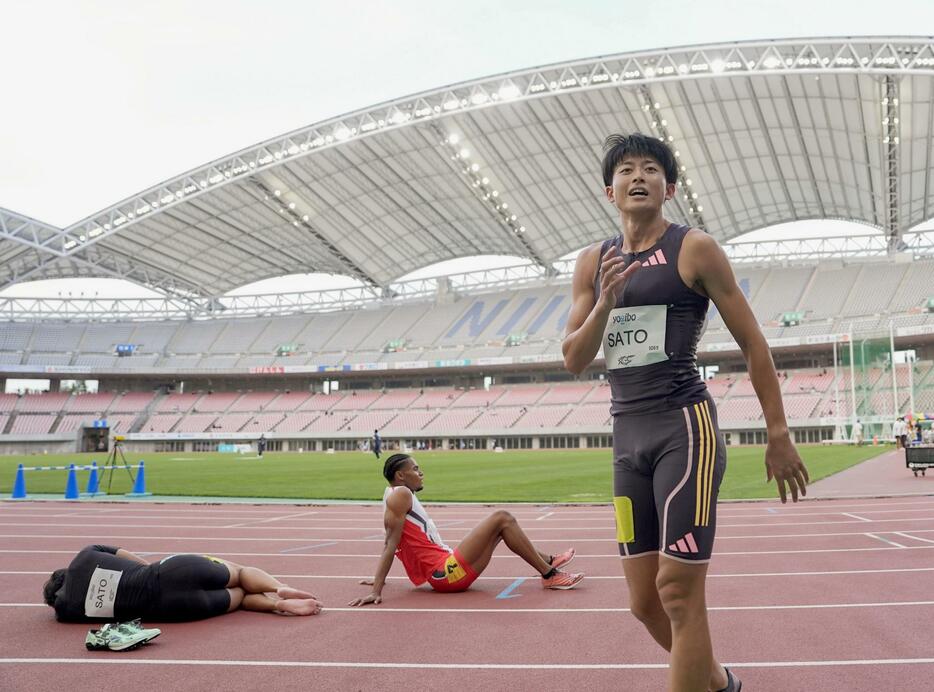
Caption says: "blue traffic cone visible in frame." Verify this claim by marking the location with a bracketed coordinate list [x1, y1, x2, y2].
[84, 462, 99, 496]
[126, 461, 151, 497]
[11, 464, 27, 499]
[64, 464, 79, 500]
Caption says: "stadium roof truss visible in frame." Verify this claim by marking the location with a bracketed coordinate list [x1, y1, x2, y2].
[3, 37, 934, 319]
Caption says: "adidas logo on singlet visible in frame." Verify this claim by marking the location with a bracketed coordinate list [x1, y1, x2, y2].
[640, 249, 668, 267]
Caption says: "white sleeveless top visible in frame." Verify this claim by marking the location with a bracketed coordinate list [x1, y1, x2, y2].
[383, 486, 450, 552]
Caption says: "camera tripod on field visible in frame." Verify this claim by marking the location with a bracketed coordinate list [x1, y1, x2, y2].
[103, 435, 137, 494]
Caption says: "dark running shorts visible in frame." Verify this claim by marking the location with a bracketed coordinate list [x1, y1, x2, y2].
[612, 397, 726, 563]
[147, 554, 231, 621]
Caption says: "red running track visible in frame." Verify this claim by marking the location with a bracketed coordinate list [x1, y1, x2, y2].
[2, 496, 934, 691]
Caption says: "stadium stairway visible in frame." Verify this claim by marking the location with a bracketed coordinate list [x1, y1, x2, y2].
[128, 391, 166, 433]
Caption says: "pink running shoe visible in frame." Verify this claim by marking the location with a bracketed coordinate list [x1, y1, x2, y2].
[542, 570, 584, 590]
[550, 548, 575, 570]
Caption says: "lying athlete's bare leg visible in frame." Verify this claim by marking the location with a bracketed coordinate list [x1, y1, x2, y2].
[456, 510, 553, 575]
[226, 587, 321, 615]
[219, 559, 315, 599]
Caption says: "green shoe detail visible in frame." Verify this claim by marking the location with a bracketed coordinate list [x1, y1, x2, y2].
[85, 621, 161, 652]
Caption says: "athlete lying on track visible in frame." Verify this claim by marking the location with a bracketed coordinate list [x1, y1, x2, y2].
[43, 545, 322, 622]
[349, 453, 583, 606]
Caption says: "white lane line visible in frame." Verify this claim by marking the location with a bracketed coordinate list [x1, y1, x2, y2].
[5, 566, 934, 580]
[0, 657, 934, 670]
[4, 601, 934, 613]
[892, 532, 934, 545]
[865, 533, 907, 548]
[1, 529, 930, 543]
[842, 513, 872, 522]
[4, 503, 934, 523]
[1, 657, 933, 670]
[3, 656, 934, 670]
[535, 513, 554, 521]
[223, 511, 320, 528]
[10, 516, 934, 532]
[5, 544, 934, 559]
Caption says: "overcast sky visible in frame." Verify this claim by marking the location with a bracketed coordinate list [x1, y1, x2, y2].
[2, 1, 932, 296]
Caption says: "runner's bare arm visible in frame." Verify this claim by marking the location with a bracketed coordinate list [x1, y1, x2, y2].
[562, 243, 641, 374]
[348, 488, 410, 606]
[685, 231, 810, 503]
[115, 549, 149, 565]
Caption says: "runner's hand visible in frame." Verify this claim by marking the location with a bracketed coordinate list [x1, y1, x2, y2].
[597, 245, 641, 311]
[765, 434, 810, 503]
[348, 592, 382, 607]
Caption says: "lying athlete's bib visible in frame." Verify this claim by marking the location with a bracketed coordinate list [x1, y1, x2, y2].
[84, 566, 123, 618]
[603, 305, 669, 370]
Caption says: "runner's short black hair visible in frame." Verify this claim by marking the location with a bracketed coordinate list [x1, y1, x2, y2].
[43, 568, 66, 606]
[383, 453, 412, 482]
[601, 132, 678, 187]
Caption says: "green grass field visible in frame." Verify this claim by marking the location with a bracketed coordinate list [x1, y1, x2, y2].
[0, 444, 885, 502]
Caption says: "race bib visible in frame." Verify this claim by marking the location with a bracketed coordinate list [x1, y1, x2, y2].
[603, 305, 669, 370]
[84, 566, 123, 618]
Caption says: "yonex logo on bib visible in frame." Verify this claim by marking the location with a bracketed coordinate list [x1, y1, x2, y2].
[603, 305, 669, 370]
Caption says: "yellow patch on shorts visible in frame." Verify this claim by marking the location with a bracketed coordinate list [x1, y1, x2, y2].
[614, 496, 635, 543]
[202, 555, 224, 564]
[442, 554, 467, 583]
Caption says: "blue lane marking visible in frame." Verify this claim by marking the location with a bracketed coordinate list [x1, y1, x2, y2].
[280, 542, 338, 553]
[766, 508, 778, 514]
[496, 577, 526, 600]
[365, 533, 384, 539]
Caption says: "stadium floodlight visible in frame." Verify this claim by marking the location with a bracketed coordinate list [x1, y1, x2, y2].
[497, 83, 521, 100]
[763, 55, 782, 69]
[459, 148, 470, 158]
[443, 98, 460, 111]
[334, 127, 352, 141]
[470, 92, 489, 105]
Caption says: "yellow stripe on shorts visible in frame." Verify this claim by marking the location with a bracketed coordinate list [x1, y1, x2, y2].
[693, 402, 707, 527]
[613, 496, 635, 543]
[700, 400, 717, 526]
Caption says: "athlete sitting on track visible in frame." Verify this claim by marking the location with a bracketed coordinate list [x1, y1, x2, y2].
[349, 453, 583, 606]
[43, 545, 322, 622]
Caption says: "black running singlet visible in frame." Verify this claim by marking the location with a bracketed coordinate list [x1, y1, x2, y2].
[593, 223, 709, 415]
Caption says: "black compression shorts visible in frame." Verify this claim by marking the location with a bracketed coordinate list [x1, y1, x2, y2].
[612, 397, 726, 563]
[146, 554, 231, 621]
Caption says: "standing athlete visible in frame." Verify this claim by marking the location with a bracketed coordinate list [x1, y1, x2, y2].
[372, 429, 382, 459]
[349, 454, 582, 606]
[563, 133, 809, 692]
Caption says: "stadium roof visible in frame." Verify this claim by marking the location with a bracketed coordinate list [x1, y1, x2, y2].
[3, 36, 934, 303]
